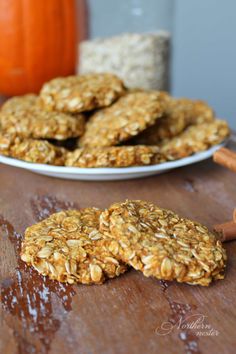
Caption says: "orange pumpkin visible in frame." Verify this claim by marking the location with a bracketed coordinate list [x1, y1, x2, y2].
[0, 0, 85, 96]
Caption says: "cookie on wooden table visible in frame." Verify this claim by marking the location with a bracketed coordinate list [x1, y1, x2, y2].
[65, 145, 164, 168]
[79, 91, 169, 147]
[40, 73, 126, 113]
[100, 200, 227, 286]
[0, 94, 85, 140]
[21, 209, 128, 284]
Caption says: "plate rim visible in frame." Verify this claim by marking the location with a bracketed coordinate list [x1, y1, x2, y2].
[0, 142, 225, 175]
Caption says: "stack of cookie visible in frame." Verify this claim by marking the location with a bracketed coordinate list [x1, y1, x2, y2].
[21, 200, 227, 286]
[0, 73, 230, 167]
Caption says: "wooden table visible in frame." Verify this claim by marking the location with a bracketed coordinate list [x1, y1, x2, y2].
[1, 137, 236, 354]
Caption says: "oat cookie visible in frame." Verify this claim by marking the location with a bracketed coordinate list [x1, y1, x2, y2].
[1, 94, 38, 113]
[65, 145, 163, 168]
[159, 119, 230, 161]
[190, 100, 214, 125]
[100, 200, 226, 286]
[0, 131, 65, 165]
[0, 95, 85, 140]
[79, 91, 169, 147]
[133, 98, 214, 145]
[11, 139, 66, 165]
[21, 209, 127, 284]
[40, 73, 126, 113]
[0, 133, 19, 156]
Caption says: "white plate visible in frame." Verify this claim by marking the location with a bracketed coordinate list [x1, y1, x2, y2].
[0, 143, 225, 181]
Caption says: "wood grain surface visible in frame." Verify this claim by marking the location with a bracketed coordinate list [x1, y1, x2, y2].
[0, 136, 236, 354]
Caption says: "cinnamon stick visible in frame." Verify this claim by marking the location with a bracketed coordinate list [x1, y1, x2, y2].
[213, 147, 236, 172]
[233, 209, 236, 223]
[214, 221, 236, 242]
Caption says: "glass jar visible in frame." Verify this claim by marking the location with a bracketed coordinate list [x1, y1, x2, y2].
[79, 0, 174, 91]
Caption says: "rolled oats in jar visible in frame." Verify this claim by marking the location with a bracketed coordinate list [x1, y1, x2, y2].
[79, 32, 170, 91]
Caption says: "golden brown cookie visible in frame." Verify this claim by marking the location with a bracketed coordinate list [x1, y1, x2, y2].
[132, 98, 214, 145]
[190, 100, 214, 125]
[21, 209, 128, 284]
[0, 132, 66, 165]
[100, 200, 227, 286]
[159, 119, 230, 161]
[10, 139, 66, 165]
[65, 145, 163, 168]
[0, 94, 85, 140]
[40, 73, 126, 113]
[0, 133, 18, 156]
[79, 91, 169, 147]
[1, 94, 38, 113]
